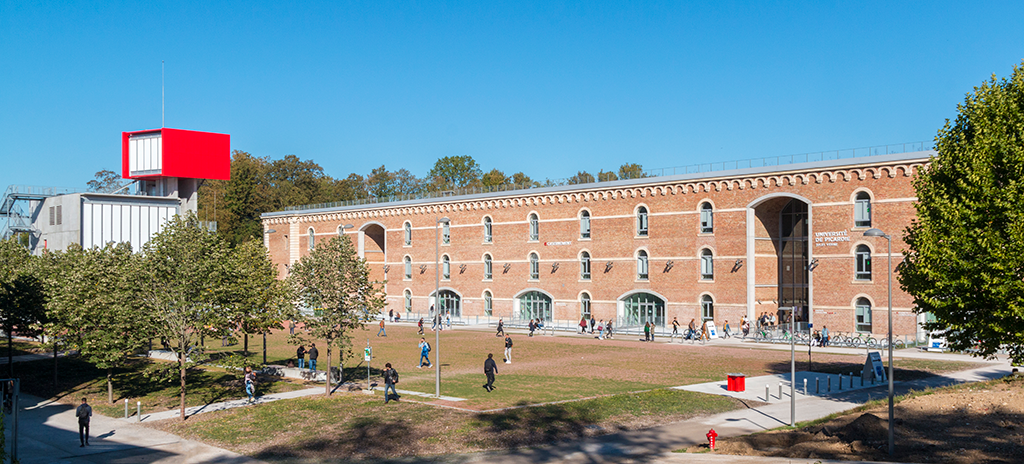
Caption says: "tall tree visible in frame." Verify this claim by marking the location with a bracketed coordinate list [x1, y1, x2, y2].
[900, 62, 1024, 365]
[142, 212, 233, 420]
[392, 168, 422, 196]
[226, 239, 291, 357]
[481, 169, 510, 188]
[289, 235, 385, 395]
[567, 171, 596, 185]
[87, 170, 127, 193]
[617, 163, 646, 180]
[220, 151, 268, 245]
[511, 172, 537, 188]
[427, 155, 482, 191]
[366, 165, 397, 198]
[0, 239, 46, 377]
[598, 170, 618, 182]
[43, 243, 150, 403]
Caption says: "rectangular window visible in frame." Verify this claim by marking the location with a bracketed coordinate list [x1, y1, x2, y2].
[701, 255, 714, 280]
[484, 221, 492, 242]
[442, 223, 450, 244]
[700, 209, 713, 233]
[856, 305, 872, 333]
[484, 260, 492, 280]
[49, 206, 55, 226]
[855, 251, 872, 280]
[580, 215, 590, 239]
[405, 260, 412, 279]
[855, 199, 871, 227]
[56, 205, 62, 225]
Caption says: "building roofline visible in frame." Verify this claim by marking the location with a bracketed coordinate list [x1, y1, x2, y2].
[261, 150, 933, 219]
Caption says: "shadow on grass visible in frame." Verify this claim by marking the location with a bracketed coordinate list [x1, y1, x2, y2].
[254, 415, 415, 461]
[471, 401, 601, 448]
[763, 360, 949, 382]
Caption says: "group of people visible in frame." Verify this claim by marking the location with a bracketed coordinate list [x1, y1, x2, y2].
[294, 343, 319, 371]
[577, 317, 614, 339]
[527, 318, 544, 336]
[386, 309, 402, 323]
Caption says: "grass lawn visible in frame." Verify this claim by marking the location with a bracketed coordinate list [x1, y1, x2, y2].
[0, 338, 45, 358]
[18, 357, 307, 417]
[155, 387, 744, 461]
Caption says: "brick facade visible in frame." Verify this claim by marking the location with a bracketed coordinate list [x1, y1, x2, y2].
[262, 152, 931, 337]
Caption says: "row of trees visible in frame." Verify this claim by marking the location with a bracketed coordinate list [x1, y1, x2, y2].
[0, 212, 383, 420]
[188, 152, 646, 246]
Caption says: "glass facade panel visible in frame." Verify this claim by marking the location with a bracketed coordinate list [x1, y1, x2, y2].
[437, 289, 461, 318]
[700, 203, 713, 233]
[484, 254, 493, 280]
[855, 245, 872, 280]
[580, 252, 591, 280]
[856, 298, 872, 333]
[622, 292, 665, 327]
[580, 211, 591, 239]
[637, 207, 648, 236]
[779, 199, 809, 322]
[519, 291, 552, 321]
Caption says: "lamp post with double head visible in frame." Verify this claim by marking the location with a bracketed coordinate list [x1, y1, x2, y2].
[864, 228, 894, 456]
[435, 217, 450, 398]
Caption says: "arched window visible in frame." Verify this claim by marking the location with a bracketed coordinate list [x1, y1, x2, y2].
[700, 202, 714, 233]
[580, 251, 591, 280]
[484, 291, 493, 316]
[701, 295, 714, 322]
[519, 291, 552, 321]
[442, 221, 451, 245]
[483, 254, 493, 280]
[855, 192, 872, 227]
[529, 213, 539, 241]
[700, 249, 714, 280]
[437, 289, 461, 318]
[404, 222, 412, 246]
[442, 255, 451, 280]
[636, 250, 649, 280]
[580, 211, 591, 239]
[855, 245, 872, 280]
[308, 228, 315, 251]
[636, 206, 648, 236]
[404, 256, 412, 279]
[623, 292, 665, 327]
[483, 217, 493, 243]
[404, 290, 412, 312]
[580, 292, 592, 319]
[855, 297, 872, 333]
[529, 252, 539, 280]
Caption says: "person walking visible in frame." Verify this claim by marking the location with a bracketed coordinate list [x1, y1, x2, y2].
[289, 320, 295, 335]
[418, 338, 431, 368]
[700, 320, 710, 342]
[687, 318, 697, 340]
[579, 317, 588, 334]
[723, 320, 732, 339]
[296, 345, 306, 369]
[244, 366, 256, 403]
[446, 314, 452, 329]
[503, 335, 513, 363]
[389, 309, 394, 322]
[76, 397, 92, 447]
[643, 322, 651, 342]
[377, 319, 387, 337]
[496, 318, 505, 337]
[597, 319, 604, 340]
[822, 325, 830, 347]
[606, 319, 614, 339]
[418, 318, 425, 335]
[431, 308, 438, 331]
[382, 363, 399, 403]
[483, 353, 498, 392]
[308, 343, 319, 372]
[671, 317, 680, 336]
[589, 316, 596, 334]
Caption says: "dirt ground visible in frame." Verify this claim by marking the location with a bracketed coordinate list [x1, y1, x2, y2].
[685, 373, 1024, 463]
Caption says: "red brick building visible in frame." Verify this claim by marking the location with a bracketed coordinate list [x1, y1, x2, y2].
[262, 151, 931, 337]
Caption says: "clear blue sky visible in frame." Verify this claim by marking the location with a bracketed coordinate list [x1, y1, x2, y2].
[2, 1, 1023, 191]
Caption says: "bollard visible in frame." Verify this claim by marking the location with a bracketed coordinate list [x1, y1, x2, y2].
[839, 374, 843, 390]
[816, 377, 820, 394]
[850, 372, 854, 388]
[137, 401, 141, 422]
[803, 378, 807, 396]
[125, 399, 128, 419]
[779, 382, 783, 400]
[861, 374, 864, 387]
[828, 376, 831, 392]
[766, 384, 770, 401]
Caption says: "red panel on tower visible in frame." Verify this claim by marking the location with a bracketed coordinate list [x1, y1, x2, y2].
[121, 128, 230, 180]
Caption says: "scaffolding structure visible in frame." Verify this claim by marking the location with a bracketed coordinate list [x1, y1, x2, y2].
[0, 185, 83, 241]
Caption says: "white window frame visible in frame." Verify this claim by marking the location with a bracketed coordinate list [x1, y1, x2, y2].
[636, 206, 648, 236]
[442, 255, 451, 280]
[855, 245, 872, 281]
[580, 292, 592, 319]
[580, 211, 591, 239]
[637, 250, 649, 280]
[580, 251, 591, 280]
[700, 249, 714, 280]
[700, 202, 714, 233]
[529, 252, 539, 280]
[529, 213, 539, 241]
[442, 222, 451, 245]
[404, 256, 412, 279]
[484, 254, 493, 280]
[483, 217, 493, 243]
[856, 298, 873, 333]
[404, 222, 412, 246]
[855, 192, 872, 228]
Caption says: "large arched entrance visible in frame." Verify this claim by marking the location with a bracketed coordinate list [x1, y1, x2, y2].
[429, 289, 462, 318]
[517, 290, 552, 321]
[620, 292, 666, 327]
[746, 195, 812, 327]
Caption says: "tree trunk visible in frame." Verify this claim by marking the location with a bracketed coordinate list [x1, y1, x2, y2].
[325, 345, 331, 396]
[8, 333, 13, 378]
[243, 333, 249, 357]
[53, 337, 59, 388]
[179, 351, 186, 421]
[107, 368, 114, 404]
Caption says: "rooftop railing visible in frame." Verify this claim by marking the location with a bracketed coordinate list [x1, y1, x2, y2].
[282, 140, 934, 212]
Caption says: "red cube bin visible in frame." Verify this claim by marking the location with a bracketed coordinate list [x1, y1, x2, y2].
[727, 373, 746, 392]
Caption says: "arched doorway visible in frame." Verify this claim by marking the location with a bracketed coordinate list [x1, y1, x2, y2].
[746, 195, 813, 326]
[622, 292, 666, 327]
[430, 289, 462, 318]
[518, 290, 552, 321]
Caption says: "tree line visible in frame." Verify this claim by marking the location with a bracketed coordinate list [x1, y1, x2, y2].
[0, 212, 383, 420]
[191, 152, 646, 246]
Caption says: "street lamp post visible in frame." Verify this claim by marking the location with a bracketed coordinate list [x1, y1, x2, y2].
[864, 228, 894, 456]
[435, 217, 450, 398]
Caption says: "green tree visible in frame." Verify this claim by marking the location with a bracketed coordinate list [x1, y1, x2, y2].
[225, 239, 292, 358]
[598, 170, 618, 182]
[87, 169, 127, 193]
[43, 243, 150, 403]
[427, 155, 482, 190]
[0, 239, 46, 377]
[900, 62, 1024, 365]
[481, 169, 510, 188]
[618, 163, 646, 180]
[365, 165, 401, 199]
[142, 212, 233, 420]
[289, 235, 385, 395]
[392, 168, 422, 196]
[511, 172, 538, 188]
[220, 151, 268, 245]
[567, 171, 596, 185]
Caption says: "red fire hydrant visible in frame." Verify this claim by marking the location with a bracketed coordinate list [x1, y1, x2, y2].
[706, 428, 718, 450]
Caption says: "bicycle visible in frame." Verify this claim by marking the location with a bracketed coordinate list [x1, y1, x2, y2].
[847, 332, 877, 348]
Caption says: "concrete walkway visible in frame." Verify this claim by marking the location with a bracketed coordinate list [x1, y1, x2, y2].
[14, 394, 264, 464]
